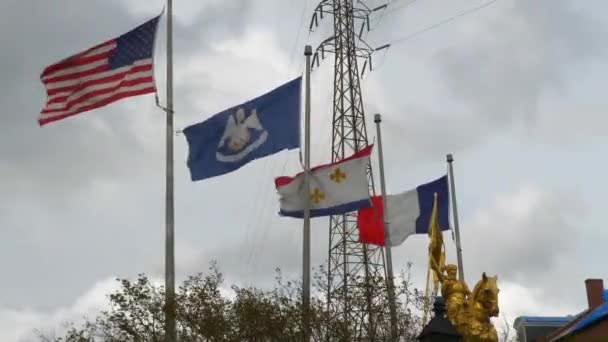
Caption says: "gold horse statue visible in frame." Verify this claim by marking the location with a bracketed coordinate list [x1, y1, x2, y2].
[432, 262, 499, 342]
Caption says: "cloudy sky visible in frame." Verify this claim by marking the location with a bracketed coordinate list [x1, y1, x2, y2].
[1, 0, 607, 340]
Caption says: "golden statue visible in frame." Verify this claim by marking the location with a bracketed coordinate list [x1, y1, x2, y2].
[431, 262, 470, 330]
[466, 272, 500, 341]
[432, 262, 499, 342]
[425, 193, 499, 341]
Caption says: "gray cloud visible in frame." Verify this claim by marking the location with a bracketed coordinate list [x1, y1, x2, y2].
[387, 183, 593, 318]
[0, 0, 265, 312]
[462, 186, 584, 282]
[434, 0, 605, 125]
[354, 0, 607, 165]
[1, 0, 607, 339]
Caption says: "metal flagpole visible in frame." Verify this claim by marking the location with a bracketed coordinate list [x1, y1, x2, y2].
[446, 154, 464, 282]
[373, 114, 398, 340]
[302, 45, 312, 342]
[165, 0, 176, 340]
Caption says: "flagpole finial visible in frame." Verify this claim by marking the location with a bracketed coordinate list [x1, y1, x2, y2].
[374, 113, 381, 123]
[304, 45, 312, 56]
[447, 153, 454, 163]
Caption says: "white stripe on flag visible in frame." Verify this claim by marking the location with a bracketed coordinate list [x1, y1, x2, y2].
[81, 42, 117, 58]
[43, 70, 153, 110]
[39, 82, 155, 119]
[42, 59, 109, 82]
[386, 190, 420, 246]
[45, 59, 152, 91]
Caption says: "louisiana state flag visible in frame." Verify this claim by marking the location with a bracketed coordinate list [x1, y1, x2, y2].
[184, 77, 301, 181]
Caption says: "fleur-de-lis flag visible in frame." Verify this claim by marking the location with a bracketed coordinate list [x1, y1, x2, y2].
[274, 146, 373, 218]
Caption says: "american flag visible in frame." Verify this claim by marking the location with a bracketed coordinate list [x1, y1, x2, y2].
[38, 15, 161, 126]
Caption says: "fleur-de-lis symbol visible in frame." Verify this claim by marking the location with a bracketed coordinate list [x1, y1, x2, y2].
[310, 188, 325, 204]
[330, 168, 346, 183]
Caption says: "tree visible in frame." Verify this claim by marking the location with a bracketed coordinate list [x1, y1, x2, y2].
[499, 314, 518, 342]
[38, 262, 426, 341]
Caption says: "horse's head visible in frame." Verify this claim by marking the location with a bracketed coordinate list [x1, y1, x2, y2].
[471, 272, 499, 317]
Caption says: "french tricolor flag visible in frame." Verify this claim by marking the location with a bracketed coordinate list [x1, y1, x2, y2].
[357, 175, 451, 246]
[275, 146, 373, 218]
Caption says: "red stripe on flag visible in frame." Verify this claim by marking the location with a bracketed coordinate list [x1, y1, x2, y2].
[357, 196, 385, 246]
[41, 40, 114, 78]
[274, 145, 374, 188]
[44, 65, 111, 93]
[41, 76, 154, 114]
[42, 51, 112, 82]
[274, 176, 293, 188]
[38, 87, 156, 126]
[45, 65, 153, 104]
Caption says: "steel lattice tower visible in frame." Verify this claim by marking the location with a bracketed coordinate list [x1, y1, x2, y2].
[310, 0, 391, 339]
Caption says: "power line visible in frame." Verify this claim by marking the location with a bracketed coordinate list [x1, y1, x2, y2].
[242, 0, 312, 280]
[390, 0, 502, 46]
[287, 0, 312, 75]
[381, 0, 419, 18]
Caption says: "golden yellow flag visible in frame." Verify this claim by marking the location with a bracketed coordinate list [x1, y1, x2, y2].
[428, 192, 445, 293]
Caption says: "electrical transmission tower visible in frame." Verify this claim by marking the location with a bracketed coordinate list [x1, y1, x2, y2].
[309, 0, 391, 340]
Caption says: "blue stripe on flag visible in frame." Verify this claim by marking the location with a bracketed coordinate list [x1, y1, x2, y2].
[279, 199, 371, 218]
[415, 175, 450, 234]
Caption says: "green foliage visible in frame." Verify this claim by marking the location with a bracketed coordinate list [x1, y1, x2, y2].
[39, 262, 426, 341]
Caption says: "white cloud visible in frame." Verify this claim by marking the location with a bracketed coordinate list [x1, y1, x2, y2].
[119, 0, 225, 25]
[174, 27, 292, 118]
[0, 275, 175, 342]
[498, 281, 578, 320]
[433, 0, 604, 125]
[387, 182, 588, 333]
[0, 278, 118, 342]
[462, 184, 583, 284]
[493, 280, 579, 339]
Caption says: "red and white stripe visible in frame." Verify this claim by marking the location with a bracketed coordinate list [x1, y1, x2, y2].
[38, 40, 155, 126]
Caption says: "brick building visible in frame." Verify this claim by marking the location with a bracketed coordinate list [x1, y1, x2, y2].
[515, 279, 608, 342]
[545, 279, 608, 341]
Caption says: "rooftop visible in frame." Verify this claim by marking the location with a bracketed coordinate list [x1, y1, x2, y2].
[513, 316, 574, 330]
[514, 278, 607, 341]
[549, 301, 608, 341]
